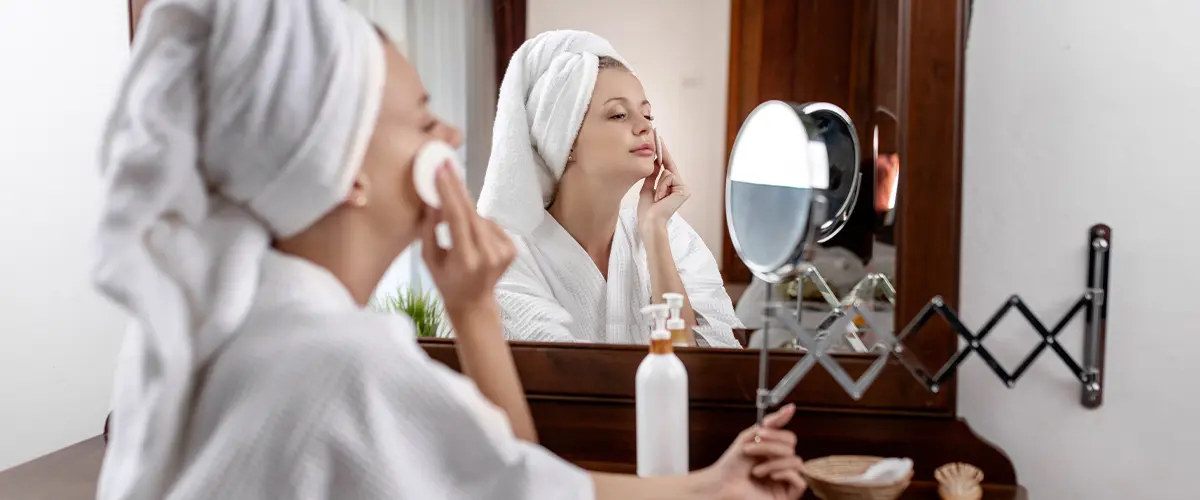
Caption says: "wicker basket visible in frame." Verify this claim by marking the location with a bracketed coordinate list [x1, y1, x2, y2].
[799, 455, 913, 500]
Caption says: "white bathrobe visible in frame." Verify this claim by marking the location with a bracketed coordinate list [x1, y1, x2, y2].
[95, 1, 591, 498]
[494, 209, 743, 347]
[161, 249, 592, 499]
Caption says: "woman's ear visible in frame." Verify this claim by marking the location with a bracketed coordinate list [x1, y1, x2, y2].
[344, 171, 371, 207]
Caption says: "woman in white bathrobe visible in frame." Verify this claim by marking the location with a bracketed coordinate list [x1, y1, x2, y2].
[477, 31, 743, 347]
[95, 1, 804, 499]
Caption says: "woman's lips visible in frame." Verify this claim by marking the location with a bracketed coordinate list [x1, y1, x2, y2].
[631, 145, 655, 157]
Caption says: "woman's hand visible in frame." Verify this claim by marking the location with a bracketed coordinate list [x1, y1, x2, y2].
[422, 162, 516, 318]
[590, 405, 804, 500]
[420, 162, 538, 442]
[700, 404, 808, 500]
[637, 134, 689, 231]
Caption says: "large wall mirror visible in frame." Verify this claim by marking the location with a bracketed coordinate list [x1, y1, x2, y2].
[129, 0, 964, 413]
[334, 0, 962, 413]
[414, 0, 961, 416]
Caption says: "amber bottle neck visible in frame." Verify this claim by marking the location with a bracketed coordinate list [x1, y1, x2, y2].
[649, 336, 674, 354]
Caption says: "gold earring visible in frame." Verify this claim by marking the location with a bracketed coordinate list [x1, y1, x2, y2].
[353, 194, 368, 207]
[567, 152, 575, 163]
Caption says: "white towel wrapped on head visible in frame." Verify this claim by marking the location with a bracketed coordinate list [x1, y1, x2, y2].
[477, 30, 628, 235]
[94, 0, 384, 498]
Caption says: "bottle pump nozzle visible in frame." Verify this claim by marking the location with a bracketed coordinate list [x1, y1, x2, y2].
[662, 293, 685, 330]
[641, 304, 671, 341]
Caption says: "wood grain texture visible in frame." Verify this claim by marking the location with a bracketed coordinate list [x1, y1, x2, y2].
[492, 0, 526, 92]
[0, 437, 104, 500]
[893, 0, 966, 413]
[421, 338, 1019, 487]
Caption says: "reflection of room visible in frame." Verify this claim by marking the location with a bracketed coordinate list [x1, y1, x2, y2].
[530, 0, 902, 353]
[714, 0, 904, 353]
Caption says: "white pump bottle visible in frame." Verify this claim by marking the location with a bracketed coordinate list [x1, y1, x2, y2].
[636, 303, 689, 477]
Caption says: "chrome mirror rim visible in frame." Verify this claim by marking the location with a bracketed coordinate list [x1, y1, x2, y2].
[798, 102, 862, 243]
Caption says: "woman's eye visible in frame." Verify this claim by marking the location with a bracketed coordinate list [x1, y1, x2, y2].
[645, 115, 655, 121]
[609, 113, 627, 120]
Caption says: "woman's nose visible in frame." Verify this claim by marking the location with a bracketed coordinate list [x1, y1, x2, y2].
[436, 123, 463, 149]
[633, 116, 652, 136]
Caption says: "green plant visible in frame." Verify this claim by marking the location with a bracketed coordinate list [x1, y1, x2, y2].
[370, 286, 446, 338]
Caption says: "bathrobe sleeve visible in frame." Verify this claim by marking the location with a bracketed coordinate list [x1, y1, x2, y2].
[667, 216, 744, 348]
[492, 244, 581, 343]
[165, 312, 594, 500]
[283, 315, 594, 500]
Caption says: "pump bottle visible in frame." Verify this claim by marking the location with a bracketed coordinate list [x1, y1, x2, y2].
[635, 303, 689, 477]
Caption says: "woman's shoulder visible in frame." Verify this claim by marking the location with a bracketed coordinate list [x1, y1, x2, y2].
[215, 309, 424, 397]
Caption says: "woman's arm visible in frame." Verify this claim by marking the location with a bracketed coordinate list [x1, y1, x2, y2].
[591, 405, 807, 500]
[591, 470, 716, 499]
[423, 165, 538, 443]
[445, 301, 539, 443]
[636, 138, 740, 348]
[642, 219, 699, 346]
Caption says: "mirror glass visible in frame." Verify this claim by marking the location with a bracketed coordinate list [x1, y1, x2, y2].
[726, 100, 827, 284]
[351, 0, 907, 351]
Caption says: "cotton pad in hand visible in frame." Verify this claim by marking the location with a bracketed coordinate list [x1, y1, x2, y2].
[413, 140, 465, 209]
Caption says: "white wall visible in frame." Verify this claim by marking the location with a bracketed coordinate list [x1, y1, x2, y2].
[958, 0, 1200, 498]
[0, 1, 130, 469]
[527, 0, 732, 259]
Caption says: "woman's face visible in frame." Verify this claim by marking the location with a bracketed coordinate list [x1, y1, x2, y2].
[350, 42, 462, 245]
[570, 68, 657, 184]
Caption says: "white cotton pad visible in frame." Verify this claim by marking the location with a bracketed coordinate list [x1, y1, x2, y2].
[413, 140, 465, 209]
[412, 140, 464, 249]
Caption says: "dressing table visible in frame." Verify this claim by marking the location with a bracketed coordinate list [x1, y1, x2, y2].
[417, 339, 1027, 499]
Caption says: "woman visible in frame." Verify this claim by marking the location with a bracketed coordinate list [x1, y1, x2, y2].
[97, 1, 803, 499]
[477, 31, 742, 347]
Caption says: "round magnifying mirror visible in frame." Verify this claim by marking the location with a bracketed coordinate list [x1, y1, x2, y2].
[725, 100, 861, 283]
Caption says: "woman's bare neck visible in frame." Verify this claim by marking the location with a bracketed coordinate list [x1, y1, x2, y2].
[546, 181, 626, 278]
[275, 213, 410, 305]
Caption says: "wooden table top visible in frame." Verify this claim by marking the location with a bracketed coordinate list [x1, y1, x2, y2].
[0, 437, 105, 500]
[0, 437, 1025, 499]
